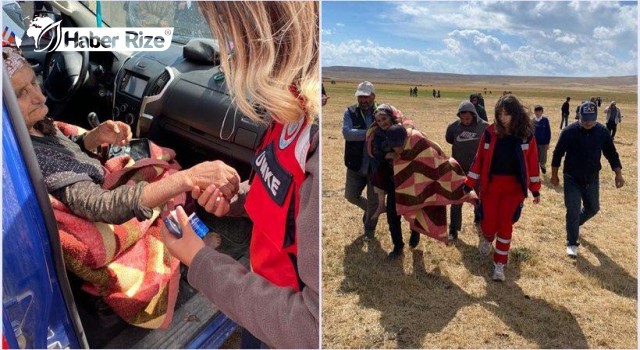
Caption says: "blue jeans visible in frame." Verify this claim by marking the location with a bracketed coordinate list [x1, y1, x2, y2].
[563, 174, 600, 246]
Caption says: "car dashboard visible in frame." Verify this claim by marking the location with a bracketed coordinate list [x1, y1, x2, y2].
[110, 44, 267, 168]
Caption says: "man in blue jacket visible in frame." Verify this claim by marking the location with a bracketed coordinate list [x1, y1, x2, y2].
[533, 105, 551, 174]
[551, 102, 624, 258]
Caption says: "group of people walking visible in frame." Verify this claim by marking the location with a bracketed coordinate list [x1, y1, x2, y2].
[342, 81, 625, 281]
[561, 97, 623, 140]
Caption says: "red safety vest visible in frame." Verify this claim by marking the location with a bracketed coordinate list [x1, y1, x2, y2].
[244, 118, 313, 291]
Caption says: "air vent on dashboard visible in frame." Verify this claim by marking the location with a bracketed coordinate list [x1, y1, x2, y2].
[149, 70, 171, 96]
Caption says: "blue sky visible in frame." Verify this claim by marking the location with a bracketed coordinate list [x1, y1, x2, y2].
[322, 1, 638, 77]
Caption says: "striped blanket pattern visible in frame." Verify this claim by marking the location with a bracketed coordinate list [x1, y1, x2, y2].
[393, 127, 478, 243]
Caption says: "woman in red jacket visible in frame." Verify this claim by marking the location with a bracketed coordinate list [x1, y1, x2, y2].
[158, 2, 319, 348]
[465, 94, 541, 282]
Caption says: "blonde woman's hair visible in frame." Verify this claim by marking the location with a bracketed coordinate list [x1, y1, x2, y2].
[199, 1, 319, 124]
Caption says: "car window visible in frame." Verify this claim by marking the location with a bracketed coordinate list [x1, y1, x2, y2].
[80, 1, 213, 44]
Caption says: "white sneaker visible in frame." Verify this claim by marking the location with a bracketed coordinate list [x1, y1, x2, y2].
[478, 237, 492, 256]
[492, 262, 506, 282]
[566, 245, 578, 258]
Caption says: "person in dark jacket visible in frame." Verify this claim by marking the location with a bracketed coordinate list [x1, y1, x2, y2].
[322, 84, 329, 106]
[604, 100, 622, 140]
[561, 97, 570, 129]
[342, 81, 379, 238]
[470, 93, 488, 121]
[369, 104, 421, 258]
[533, 105, 551, 174]
[445, 101, 488, 240]
[551, 102, 624, 258]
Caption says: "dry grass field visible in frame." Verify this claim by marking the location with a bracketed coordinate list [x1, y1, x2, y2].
[321, 78, 637, 348]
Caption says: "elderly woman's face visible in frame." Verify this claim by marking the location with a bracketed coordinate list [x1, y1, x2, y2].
[11, 66, 48, 130]
[375, 113, 392, 130]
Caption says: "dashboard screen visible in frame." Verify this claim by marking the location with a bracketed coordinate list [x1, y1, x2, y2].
[123, 75, 148, 98]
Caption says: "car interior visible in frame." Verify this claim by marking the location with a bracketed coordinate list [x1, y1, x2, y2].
[6, 1, 264, 347]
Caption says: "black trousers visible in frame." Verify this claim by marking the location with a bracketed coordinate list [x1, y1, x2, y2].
[387, 189, 419, 249]
[606, 121, 617, 139]
[560, 113, 569, 129]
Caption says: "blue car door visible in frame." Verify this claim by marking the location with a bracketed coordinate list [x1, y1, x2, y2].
[2, 71, 87, 349]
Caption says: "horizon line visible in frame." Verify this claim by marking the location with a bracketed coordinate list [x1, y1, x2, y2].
[322, 65, 638, 80]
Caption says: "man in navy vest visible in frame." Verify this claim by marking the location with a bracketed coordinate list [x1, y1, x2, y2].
[342, 81, 379, 238]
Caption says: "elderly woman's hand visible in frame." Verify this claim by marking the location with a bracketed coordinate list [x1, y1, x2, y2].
[85, 120, 132, 150]
[185, 160, 241, 199]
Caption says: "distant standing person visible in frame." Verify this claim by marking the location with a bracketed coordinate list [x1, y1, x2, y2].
[322, 84, 329, 106]
[575, 100, 585, 120]
[433, 89, 436, 98]
[477, 93, 485, 107]
[551, 102, 624, 257]
[604, 101, 622, 140]
[560, 97, 570, 129]
[342, 81, 379, 239]
[437, 90, 441, 98]
[465, 94, 541, 282]
[414, 86, 418, 97]
[470, 94, 488, 122]
[445, 101, 488, 241]
[533, 105, 551, 174]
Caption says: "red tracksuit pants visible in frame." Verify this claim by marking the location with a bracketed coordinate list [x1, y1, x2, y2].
[480, 175, 525, 264]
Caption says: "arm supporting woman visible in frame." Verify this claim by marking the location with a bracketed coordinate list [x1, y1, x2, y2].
[186, 142, 320, 349]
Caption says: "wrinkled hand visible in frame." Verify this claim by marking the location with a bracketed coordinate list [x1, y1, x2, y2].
[192, 184, 231, 217]
[615, 174, 625, 188]
[186, 160, 240, 199]
[88, 120, 132, 147]
[550, 175, 560, 187]
[159, 205, 205, 267]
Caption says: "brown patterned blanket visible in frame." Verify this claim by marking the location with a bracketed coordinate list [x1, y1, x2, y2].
[368, 124, 477, 243]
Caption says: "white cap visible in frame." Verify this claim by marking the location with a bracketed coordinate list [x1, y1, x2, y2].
[355, 81, 375, 97]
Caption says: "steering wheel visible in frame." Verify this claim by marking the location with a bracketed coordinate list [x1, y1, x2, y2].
[43, 50, 89, 102]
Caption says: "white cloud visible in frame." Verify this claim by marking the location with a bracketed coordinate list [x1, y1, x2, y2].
[323, 1, 637, 77]
[322, 29, 333, 36]
[336, 23, 345, 27]
[322, 40, 428, 72]
[389, 1, 637, 54]
[322, 29, 637, 77]
[556, 35, 577, 44]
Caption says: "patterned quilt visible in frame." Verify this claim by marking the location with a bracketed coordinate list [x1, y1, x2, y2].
[52, 122, 183, 329]
[368, 124, 477, 243]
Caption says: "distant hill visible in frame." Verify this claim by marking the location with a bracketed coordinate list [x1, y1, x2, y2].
[323, 66, 637, 90]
